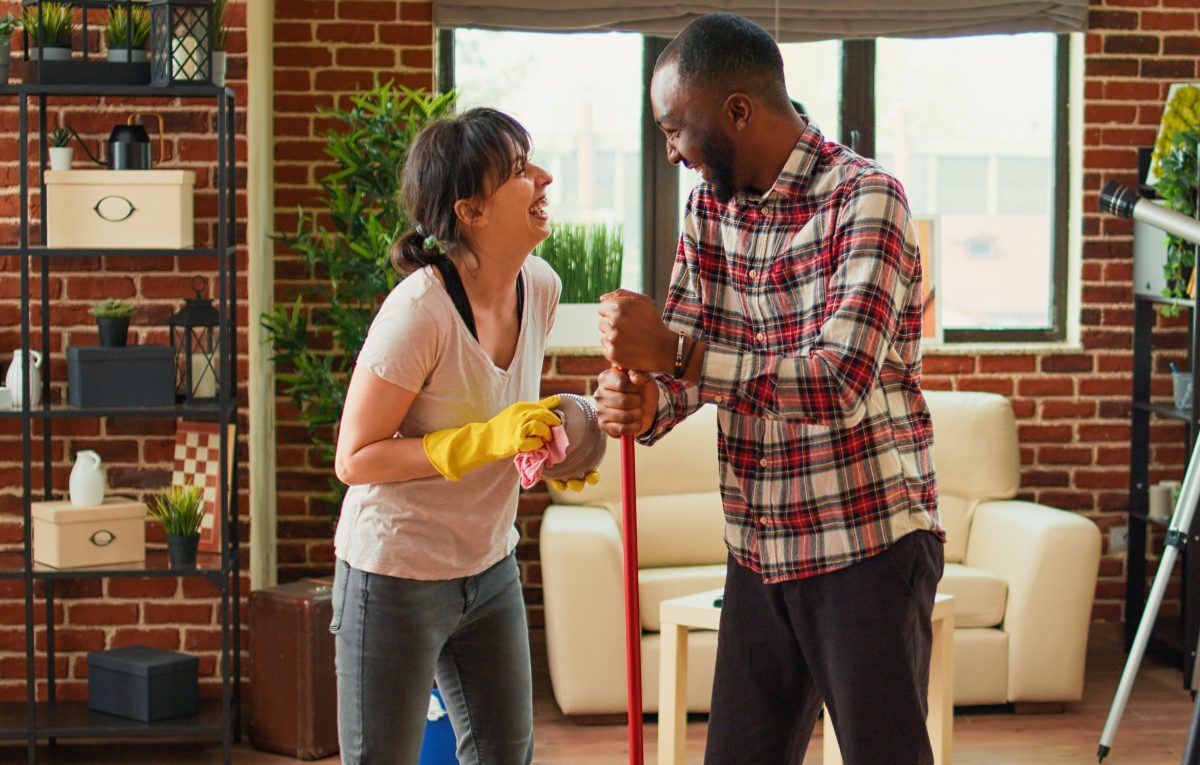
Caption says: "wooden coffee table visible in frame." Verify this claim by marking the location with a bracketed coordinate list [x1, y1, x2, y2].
[658, 589, 955, 765]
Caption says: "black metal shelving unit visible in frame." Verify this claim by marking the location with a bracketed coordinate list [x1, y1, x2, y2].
[1125, 290, 1200, 689]
[4, 81, 240, 764]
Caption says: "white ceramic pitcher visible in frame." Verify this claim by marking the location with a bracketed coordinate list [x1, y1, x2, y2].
[5, 349, 42, 408]
[69, 450, 106, 507]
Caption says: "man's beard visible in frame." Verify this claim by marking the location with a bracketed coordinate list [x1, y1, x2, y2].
[699, 130, 738, 203]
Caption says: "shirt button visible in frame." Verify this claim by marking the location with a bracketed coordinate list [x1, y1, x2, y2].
[756, 332, 765, 342]
[748, 269, 758, 278]
[758, 515, 769, 526]
[759, 458, 768, 467]
[759, 205, 769, 214]
[714, 395, 724, 404]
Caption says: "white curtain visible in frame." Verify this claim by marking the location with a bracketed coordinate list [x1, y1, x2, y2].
[432, 1, 1087, 41]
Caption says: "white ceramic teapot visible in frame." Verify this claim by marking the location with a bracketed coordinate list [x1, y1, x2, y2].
[69, 450, 106, 507]
[5, 349, 42, 409]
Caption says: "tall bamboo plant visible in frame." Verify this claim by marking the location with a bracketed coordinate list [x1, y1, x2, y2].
[261, 80, 457, 505]
[534, 223, 624, 303]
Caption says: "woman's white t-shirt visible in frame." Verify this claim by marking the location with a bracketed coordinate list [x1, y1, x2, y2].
[333, 255, 560, 580]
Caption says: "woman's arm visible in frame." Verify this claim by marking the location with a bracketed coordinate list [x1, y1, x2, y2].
[334, 363, 440, 486]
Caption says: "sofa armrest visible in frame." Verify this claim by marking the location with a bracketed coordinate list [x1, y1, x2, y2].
[963, 500, 1101, 703]
[539, 504, 630, 714]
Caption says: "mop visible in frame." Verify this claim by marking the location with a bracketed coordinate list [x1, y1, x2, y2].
[620, 433, 645, 765]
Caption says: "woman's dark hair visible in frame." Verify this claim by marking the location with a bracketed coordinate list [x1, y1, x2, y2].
[391, 107, 532, 275]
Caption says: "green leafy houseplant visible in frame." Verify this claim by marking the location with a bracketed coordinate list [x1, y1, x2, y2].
[89, 298, 135, 347]
[147, 484, 205, 537]
[104, 4, 150, 50]
[1153, 86, 1200, 310]
[211, 0, 227, 51]
[0, 12, 21, 44]
[261, 80, 457, 506]
[534, 222, 624, 303]
[22, 3, 73, 49]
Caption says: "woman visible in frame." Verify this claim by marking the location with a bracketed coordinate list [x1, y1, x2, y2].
[330, 107, 559, 765]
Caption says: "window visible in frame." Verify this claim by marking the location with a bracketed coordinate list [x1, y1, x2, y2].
[451, 29, 645, 291]
[446, 31, 1068, 342]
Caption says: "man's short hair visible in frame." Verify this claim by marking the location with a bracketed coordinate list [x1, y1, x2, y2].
[658, 13, 791, 111]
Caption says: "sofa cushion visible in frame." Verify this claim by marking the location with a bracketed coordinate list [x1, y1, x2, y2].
[924, 390, 1020, 504]
[939, 494, 974, 563]
[938, 563, 1007, 628]
[602, 491, 728, 569]
[548, 403, 720, 506]
[638, 565, 727, 631]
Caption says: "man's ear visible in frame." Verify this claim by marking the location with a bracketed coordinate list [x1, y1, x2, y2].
[723, 93, 753, 132]
[454, 198, 487, 229]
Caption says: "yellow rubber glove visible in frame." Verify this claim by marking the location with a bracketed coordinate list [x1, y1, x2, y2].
[423, 396, 562, 481]
[549, 471, 601, 493]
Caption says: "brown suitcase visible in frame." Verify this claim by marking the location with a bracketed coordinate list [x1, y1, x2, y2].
[249, 578, 340, 759]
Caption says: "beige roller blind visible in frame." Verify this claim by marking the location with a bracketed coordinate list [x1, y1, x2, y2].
[433, 1, 1087, 41]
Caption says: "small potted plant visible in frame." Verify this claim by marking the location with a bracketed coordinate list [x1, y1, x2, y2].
[535, 222, 624, 348]
[88, 298, 136, 347]
[104, 3, 150, 63]
[48, 125, 72, 171]
[22, 2, 73, 61]
[0, 13, 22, 83]
[146, 484, 205, 567]
[210, 0, 228, 86]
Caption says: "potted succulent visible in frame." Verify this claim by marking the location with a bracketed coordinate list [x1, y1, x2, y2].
[88, 298, 136, 347]
[22, 2, 73, 61]
[0, 12, 21, 83]
[48, 125, 73, 170]
[210, 0, 228, 86]
[146, 484, 205, 567]
[104, 3, 150, 63]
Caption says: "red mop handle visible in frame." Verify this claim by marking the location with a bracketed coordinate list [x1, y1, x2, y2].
[620, 433, 644, 765]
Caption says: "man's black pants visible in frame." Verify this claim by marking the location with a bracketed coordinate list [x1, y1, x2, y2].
[704, 531, 944, 765]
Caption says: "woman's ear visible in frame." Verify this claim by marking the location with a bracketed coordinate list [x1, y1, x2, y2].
[454, 198, 488, 230]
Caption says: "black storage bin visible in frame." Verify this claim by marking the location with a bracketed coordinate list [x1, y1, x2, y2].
[67, 345, 174, 407]
[87, 645, 199, 722]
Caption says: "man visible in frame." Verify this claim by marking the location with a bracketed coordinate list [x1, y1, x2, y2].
[593, 12, 944, 765]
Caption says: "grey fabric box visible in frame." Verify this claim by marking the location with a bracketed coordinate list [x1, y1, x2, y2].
[67, 345, 175, 407]
[87, 645, 199, 722]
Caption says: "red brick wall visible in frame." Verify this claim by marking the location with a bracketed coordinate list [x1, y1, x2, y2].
[272, 1, 1200, 630]
[0, 0, 251, 701]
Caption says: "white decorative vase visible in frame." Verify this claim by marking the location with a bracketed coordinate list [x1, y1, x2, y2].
[5, 349, 43, 408]
[48, 146, 73, 171]
[28, 46, 71, 61]
[547, 303, 602, 351]
[69, 450, 106, 507]
[211, 50, 226, 86]
[107, 48, 148, 63]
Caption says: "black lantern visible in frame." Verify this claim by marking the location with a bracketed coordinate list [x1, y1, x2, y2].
[169, 276, 220, 403]
[149, 0, 212, 87]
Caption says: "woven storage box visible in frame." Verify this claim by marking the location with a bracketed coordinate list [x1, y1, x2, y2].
[32, 498, 146, 569]
[88, 645, 198, 722]
[45, 169, 195, 249]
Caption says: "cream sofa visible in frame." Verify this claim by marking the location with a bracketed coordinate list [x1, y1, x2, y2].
[539, 390, 1102, 714]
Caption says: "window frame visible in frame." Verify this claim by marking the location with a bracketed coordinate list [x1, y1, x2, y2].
[438, 31, 1071, 343]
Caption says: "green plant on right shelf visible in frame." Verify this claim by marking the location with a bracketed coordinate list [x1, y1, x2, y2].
[21, 2, 73, 49]
[88, 298, 136, 318]
[146, 484, 206, 538]
[104, 4, 150, 50]
[534, 222, 624, 303]
[1153, 85, 1200, 309]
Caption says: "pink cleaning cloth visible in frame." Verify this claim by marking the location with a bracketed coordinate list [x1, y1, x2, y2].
[515, 424, 570, 489]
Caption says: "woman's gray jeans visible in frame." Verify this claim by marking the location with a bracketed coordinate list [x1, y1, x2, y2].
[331, 552, 534, 765]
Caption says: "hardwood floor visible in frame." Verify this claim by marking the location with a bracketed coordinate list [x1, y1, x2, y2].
[0, 623, 1193, 764]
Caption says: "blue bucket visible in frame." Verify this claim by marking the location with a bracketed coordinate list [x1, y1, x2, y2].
[418, 688, 458, 765]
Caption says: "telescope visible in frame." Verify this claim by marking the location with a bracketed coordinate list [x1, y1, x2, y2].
[1100, 181, 1200, 247]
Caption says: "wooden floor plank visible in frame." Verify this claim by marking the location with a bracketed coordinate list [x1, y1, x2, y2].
[0, 622, 1192, 764]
